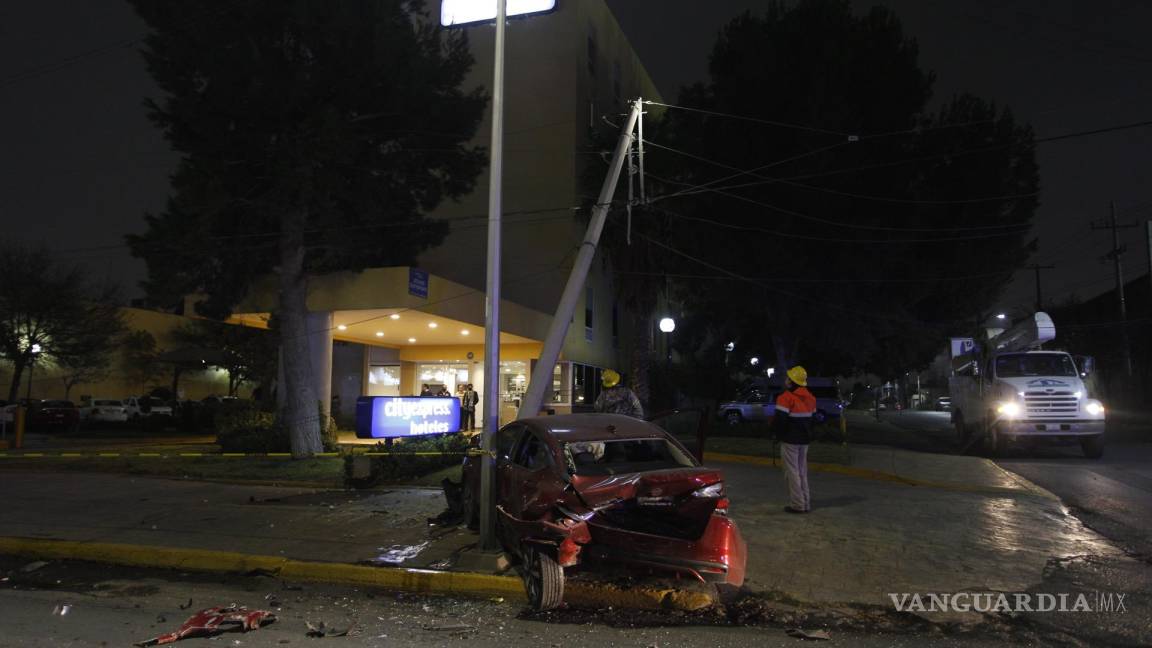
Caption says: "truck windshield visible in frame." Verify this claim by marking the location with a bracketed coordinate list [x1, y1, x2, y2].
[995, 353, 1078, 378]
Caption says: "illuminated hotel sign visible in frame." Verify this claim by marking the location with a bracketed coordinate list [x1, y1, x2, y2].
[440, 0, 557, 27]
[355, 396, 461, 439]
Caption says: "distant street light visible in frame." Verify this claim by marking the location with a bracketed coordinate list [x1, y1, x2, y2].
[658, 317, 676, 333]
[725, 341, 735, 352]
[766, 367, 775, 378]
[995, 313, 1007, 320]
[750, 357, 760, 366]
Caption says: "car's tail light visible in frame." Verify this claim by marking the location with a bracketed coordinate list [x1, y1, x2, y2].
[693, 482, 729, 515]
[692, 482, 724, 498]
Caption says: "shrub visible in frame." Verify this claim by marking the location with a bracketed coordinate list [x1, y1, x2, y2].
[215, 405, 289, 453]
[344, 433, 470, 487]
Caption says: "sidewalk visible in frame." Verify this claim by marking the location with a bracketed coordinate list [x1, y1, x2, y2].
[0, 445, 1124, 613]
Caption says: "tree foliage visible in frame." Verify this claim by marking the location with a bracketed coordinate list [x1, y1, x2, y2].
[0, 244, 127, 401]
[170, 320, 278, 396]
[649, 0, 1038, 379]
[127, 0, 488, 454]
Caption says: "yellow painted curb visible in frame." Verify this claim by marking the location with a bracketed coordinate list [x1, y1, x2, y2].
[0, 537, 716, 611]
[704, 452, 1031, 496]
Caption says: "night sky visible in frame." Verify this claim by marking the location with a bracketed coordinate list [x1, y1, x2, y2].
[2, 0, 1150, 315]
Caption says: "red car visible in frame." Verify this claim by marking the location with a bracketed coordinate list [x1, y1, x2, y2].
[31, 400, 81, 432]
[459, 413, 746, 610]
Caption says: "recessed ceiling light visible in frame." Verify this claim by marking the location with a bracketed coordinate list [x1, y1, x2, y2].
[337, 325, 347, 331]
[408, 337, 417, 343]
[390, 313, 401, 320]
[428, 322, 438, 329]
[460, 329, 470, 336]
[375, 331, 384, 337]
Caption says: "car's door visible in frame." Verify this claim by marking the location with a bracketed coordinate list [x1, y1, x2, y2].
[504, 429, 567, 520]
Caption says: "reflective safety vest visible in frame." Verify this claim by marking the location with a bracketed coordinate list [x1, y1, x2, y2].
[772, 386, 817, 445]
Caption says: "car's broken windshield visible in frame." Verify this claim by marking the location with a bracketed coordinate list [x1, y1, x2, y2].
[563, 439, 694, 476]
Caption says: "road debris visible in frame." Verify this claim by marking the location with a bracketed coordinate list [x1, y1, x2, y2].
[423, 623, 476, 633]
[178, 598, 193, 610]
[305, 620, 350, 637]
[134, 606, 276, 646]
[786, 628, 831, 641]
[20, 561, 49, 573]
[51, 604, 71, 616]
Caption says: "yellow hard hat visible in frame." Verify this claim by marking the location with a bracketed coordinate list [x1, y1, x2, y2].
[602, 369, 621, 388]
[786, 365, 808, 387]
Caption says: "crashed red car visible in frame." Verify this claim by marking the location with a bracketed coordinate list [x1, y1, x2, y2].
[459, 413, 746, 610]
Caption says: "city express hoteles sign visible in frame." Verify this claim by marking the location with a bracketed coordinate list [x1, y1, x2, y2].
[355, 396, 461, 439]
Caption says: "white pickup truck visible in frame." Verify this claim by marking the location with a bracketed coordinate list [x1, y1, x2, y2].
[122, 396, 174, 420]
[949, 312, 1106, 458]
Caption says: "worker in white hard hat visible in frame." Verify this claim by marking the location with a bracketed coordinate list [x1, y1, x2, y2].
[771, 365, 817, 513]
[594, 369, 644, 418]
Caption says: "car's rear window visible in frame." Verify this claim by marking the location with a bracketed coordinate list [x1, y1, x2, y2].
[563, 439, 694, 476]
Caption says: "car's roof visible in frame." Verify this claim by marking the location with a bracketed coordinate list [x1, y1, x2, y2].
[519, 413, 667, 442]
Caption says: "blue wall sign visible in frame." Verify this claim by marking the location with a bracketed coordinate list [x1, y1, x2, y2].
[408, 268, 429, 299]
[355, 396, 461, 439]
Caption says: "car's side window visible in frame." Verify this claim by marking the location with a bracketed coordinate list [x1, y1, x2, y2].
[496, 425, 525, 458]
[513, 433, 551, 471]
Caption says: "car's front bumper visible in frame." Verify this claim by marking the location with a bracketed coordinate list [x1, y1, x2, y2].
[1002, 419, 1105, 436]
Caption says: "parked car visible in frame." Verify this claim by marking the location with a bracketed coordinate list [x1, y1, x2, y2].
[718, 385, 777, 426]
[123, 396, 174, 420]
[456, 412, 747, 610]
[935, 396, 952, 411]
[31, 400, 81, 432]
[718, 378, 844, 426]
[80, 398, 129, 424]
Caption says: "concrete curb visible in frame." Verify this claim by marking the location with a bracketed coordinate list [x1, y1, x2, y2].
[0, 537, 716, 611]
[705, 452, 1044, 497]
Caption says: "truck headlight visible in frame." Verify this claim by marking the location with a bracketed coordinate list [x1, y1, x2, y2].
[1085, 400, 1105, 416]
[995, 401, 1021, 418]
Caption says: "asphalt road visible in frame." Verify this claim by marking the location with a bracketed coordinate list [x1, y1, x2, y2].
[0, 557, 1013, 648]
[857, 409, 1152, 559]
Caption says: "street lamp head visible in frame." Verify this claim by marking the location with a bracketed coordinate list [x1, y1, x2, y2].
[30, 343, 42, 354]
[725, 341, 735, 352]
[658, 317, 676, 333]
[750, 357, 760, 366]
[995, 313, 1007, 320]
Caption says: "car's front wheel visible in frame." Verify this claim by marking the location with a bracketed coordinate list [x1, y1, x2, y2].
[461, 481, 479, 530]
[521, 545, 564, 611]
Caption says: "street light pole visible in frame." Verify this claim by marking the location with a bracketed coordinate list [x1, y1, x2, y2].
[479, 0, 507, 552]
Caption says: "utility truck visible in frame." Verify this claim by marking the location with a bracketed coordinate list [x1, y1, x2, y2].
[948, 312, 1106, 458]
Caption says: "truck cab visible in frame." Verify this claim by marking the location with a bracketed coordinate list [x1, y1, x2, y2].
[949, 313, 1106, 458]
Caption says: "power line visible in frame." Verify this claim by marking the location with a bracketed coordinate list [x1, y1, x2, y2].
[642, 101, 849, 138]
[644, 176, 1032, 242]
[643, 139, 1036, 229]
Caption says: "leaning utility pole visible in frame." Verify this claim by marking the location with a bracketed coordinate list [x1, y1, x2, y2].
[1090, 202, 1138, 377]
[518, 100, 643, 419]
[479, 0, 508, 552]
[1025, 263, 1056, 311]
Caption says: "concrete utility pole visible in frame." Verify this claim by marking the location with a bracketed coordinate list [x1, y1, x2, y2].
[1090, 202, 1137, 377]
[518, 100, 643, 420]
[1025, 263, 1055, 312]
[479, 0, 508, 552]
[1147, 220, 1151, 305]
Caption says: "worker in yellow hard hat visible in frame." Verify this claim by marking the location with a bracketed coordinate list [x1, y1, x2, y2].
[594, 369, 644, 418]
[770, 365, 817, 513]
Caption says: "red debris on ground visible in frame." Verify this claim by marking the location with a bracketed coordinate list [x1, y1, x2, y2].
[134, 606, 276, 646]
